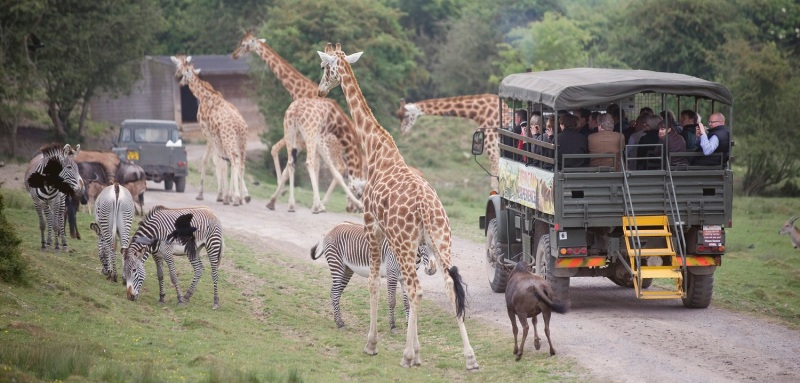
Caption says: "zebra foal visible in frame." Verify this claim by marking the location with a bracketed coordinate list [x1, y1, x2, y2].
[89, 183, 134, 283]
[310, 221, 436, 330]
[24, 143, 84, 251]
[123, 206, 224, 309]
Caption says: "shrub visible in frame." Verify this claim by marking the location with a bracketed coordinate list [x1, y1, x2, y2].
[0, 187, 27, 284]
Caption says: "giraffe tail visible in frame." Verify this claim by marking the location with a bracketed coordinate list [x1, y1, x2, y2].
[448, 266, 467, 319]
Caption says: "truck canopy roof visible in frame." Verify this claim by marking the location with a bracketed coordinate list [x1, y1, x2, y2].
[498, 68, 733, 109]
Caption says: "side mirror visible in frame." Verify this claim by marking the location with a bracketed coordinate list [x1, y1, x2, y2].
[471, 130, 485, 155]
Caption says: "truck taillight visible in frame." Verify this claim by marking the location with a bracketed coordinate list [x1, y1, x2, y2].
[178, 161, 186, 168]
[560, 247, 587, 255]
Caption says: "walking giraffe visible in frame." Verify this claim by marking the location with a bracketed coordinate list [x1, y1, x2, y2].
[318, 43, 479, 370]
[396, 95, 510, 189]
[170, 55, 250, 206]
[232, 31, 366, 212]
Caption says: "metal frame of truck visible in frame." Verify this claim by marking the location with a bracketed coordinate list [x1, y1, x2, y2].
[475, 68, 733, 308]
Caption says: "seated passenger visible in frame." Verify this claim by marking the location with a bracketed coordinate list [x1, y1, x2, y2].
[636, 115, 663, 170]
[626, 115, 649, 169]
[588, 114, 625, 171]
[655, 118, 688, 168]
[557, 114, 588, 169]
[535, 115, 556, 170]
[679, 109, 699, 151]
[692, 112, 730, 167]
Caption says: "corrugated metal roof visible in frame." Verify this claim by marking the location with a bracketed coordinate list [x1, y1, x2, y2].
[149, 55, 249, 75]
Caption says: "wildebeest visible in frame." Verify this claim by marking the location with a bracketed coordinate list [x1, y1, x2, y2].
[74, 150, 120, 182]
[505, 261, 568, 359]
[78, 161, 110, 214]
[116, 162, 147, 215]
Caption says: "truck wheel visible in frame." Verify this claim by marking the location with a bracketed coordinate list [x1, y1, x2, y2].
[609, 254, 653, 289]
[682, 272, 714, 308]
[164, 178, 174, 191]
[535, 235, 569, 303]
[174, 176, 186, 193]
[485, 218, 509, 293]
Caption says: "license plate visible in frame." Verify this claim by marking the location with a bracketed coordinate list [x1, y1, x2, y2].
[127, 151, 139, 161]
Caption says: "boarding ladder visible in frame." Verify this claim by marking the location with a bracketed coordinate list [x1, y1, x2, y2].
[619, 150, 688, 299]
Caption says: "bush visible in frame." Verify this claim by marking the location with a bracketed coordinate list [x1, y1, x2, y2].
[0, 188, 27, 284]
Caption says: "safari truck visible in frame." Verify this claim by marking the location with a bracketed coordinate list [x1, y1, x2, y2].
[112, 119, 188, 192]
[473, 68, 733, 308]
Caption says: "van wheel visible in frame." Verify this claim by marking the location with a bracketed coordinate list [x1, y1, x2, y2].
[535, 235, 569, 303]
[175, 176, 186, 193]
[485, 218, 509, 293]
[164, 177, 174, 191]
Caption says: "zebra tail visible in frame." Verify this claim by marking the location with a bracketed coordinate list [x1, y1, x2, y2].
[310, 240, 323, 260]
[448, 266, 467, 319]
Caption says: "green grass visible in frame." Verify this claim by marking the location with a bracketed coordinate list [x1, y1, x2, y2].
[0, 192, 586, 382]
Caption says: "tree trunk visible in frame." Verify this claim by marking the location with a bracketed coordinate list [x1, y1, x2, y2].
[48, 100, 67, 139]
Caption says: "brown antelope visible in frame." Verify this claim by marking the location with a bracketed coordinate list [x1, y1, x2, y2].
[779, 216, 800, 249]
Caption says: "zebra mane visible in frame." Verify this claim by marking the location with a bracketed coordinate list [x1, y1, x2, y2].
[143, 205, 168, 221]
[39, 143, 64, 158]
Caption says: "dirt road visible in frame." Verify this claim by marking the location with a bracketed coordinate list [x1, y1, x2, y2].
[4, 143, 799, 383]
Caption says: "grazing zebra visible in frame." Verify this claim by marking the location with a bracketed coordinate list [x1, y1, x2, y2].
[310, 221, 436, 330]
[123, 206, 224, 309]
[89, 183, 134, 283]
[24, 143, 84, 250]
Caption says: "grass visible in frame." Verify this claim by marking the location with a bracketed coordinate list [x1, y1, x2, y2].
[0, 188, 585, 382]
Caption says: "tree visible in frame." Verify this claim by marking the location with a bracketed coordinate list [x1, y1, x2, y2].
[30, 0, 163, 141]
[612, 0, 745, 80]
[252, 0, 423, 129]
[713, 39, 800, 195]
[0, 0, 47, 156]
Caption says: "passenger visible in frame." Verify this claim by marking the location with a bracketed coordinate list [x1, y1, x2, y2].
[639, 107, 654, 116]
[576, 108, 592, 137]
[512, 110, 528, 161]
[589, 111, 601, 134]
[679, 109, 699, 151]
[523, 114, 543, 165]
[655, 118, 688, 168]
[557, 114, 588, 169]
[636, 115, 663, 170]
[606, 103, 628, 134]
[588, 114, 625, 171]
[536, 115, 556, 171]
[693, 112, 730, 167]
[626, 115, 649, 169]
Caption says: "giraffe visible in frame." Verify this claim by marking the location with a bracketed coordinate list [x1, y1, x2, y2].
[266, 97, 365, 213]
[396, 95, 510, 189]
[232, 31, 366, 212]
[171, 55, 250, 206]
[317, 43, 479, 371]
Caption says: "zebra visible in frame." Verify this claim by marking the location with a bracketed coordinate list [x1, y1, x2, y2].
[310, 221, 436, 330]
[89, 183, 134, 283]
[123, 205, 224, 310]
[24, 143, 84, 250]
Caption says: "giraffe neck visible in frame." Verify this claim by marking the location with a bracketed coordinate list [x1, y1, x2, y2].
[327, 101, 367, 179]
[339, 61, 404, 171]
[186, 77, 221, 106]
[415, 94, 502, 128]
[254, 41, 318, 100]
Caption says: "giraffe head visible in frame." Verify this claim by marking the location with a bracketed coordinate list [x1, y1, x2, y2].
[232, 30, 263, 59]
[170, 55, 190, 79]
[397, 100, 423, 135]
[317, 43, 363, 97]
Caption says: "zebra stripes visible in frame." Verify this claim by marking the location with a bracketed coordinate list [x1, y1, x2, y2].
[123, 205, 224, 310]
[89, 183, 134, 283]
[310, 221, 435, 329]
[24, 143, 84, 250]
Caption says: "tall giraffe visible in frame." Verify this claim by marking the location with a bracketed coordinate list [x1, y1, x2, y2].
[396, 95, 510, 189]
[232, 31, 366, 211]
[171, 55, 250, 206]
[317, 43, 479, 370]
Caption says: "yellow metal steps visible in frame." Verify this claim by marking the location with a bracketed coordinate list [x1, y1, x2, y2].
[622, 215, 684, 299]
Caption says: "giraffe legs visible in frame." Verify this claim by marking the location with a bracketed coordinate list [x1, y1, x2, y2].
[196, 142, 212, 201]
[305, 142, 325, 213]
[363, 218, 382, 355]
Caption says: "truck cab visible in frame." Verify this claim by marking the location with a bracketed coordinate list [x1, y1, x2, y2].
[475, 68, 733, 308]
[112, 119, 189, 192]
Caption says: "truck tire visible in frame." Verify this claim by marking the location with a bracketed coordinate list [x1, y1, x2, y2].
[535, 235, 569, 303]
[485, 218, 509, 293]
[174, 176, 186, 193]
[682, 272, 714, 309]
[164, 177, 174, 191]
